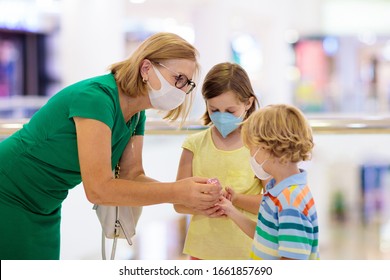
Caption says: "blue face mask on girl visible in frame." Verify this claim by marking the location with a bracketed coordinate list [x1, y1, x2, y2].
[210, 111, 246, 138]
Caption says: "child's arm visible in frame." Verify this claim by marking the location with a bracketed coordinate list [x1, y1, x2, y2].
[225, 187, 262, 214]
[174, 148, 223, 217]
[174, 148, 197, 214]
[218, 197, 257, 238]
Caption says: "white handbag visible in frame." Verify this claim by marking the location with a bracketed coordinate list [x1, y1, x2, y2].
[93, 202, 142, 260]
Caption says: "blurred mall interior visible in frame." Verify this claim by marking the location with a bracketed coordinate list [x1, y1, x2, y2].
[1, 0, 390, 260]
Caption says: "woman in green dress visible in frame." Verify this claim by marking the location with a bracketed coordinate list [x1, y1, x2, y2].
[0, 32, 222, 260]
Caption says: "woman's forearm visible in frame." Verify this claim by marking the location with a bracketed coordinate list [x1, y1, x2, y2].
[174, 203, 203, 215]
[133, 173, 159, 183]
[84, 176, 221, 210]
[85, 178, 178, 206]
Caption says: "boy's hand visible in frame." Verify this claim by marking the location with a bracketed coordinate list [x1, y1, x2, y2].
[217, 196, 236, 217]
[222, 186, 236, 202]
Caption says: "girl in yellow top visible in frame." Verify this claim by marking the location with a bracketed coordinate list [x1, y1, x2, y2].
[175, 62, 263, 259]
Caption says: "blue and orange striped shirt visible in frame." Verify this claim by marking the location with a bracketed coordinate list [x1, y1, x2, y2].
[250, 170, 320, 260]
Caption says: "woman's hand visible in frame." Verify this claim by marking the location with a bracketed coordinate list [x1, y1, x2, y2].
[175, 177, 222, 210]
[197, 204, 225, 218]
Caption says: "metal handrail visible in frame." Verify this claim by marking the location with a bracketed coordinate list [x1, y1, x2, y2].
[1, 115, 390, 137]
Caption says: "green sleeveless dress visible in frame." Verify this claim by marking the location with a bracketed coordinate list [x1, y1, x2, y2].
[0, 74, 146, 259]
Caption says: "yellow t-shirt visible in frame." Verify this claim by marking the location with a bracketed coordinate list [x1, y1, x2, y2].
[182, 128, 262, 259]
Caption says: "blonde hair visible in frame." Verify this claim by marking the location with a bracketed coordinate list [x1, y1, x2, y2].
[241, 104, 314, 164]
[109, 32, 199, 123]
[201, 62, 259, 125]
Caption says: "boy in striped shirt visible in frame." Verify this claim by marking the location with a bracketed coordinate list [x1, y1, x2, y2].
[218, 104, 319, 260]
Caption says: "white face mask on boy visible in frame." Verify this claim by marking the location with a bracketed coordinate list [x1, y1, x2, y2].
[148, 66, 186, 111]
[250, 148, 272, 180]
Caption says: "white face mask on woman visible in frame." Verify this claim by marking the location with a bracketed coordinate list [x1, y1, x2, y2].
[250, 148, 272, 180]
[148, 66, 186, 111]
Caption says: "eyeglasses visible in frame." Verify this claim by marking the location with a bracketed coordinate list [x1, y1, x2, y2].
[153, 62, 196, 94]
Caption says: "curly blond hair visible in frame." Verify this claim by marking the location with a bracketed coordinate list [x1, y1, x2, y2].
[241, 104, 314, 164]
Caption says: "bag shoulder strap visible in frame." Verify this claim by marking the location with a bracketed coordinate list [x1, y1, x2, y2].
[132, 112, 141, 136]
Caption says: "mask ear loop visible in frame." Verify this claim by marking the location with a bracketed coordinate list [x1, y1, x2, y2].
[140, 59, 152, 84]
[253, 147, 261, 158]
[253, 146, 271, 166]
[238, 110, 246, 119]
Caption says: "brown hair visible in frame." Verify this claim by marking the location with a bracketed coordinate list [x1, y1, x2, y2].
[201, 62, 259, 125]
[241, 104, 314, 164]
[109, 32, 199, 122]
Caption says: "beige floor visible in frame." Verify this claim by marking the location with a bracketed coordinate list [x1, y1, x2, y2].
[320, 220, 390, 259]
[170, 216, 390, 260]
